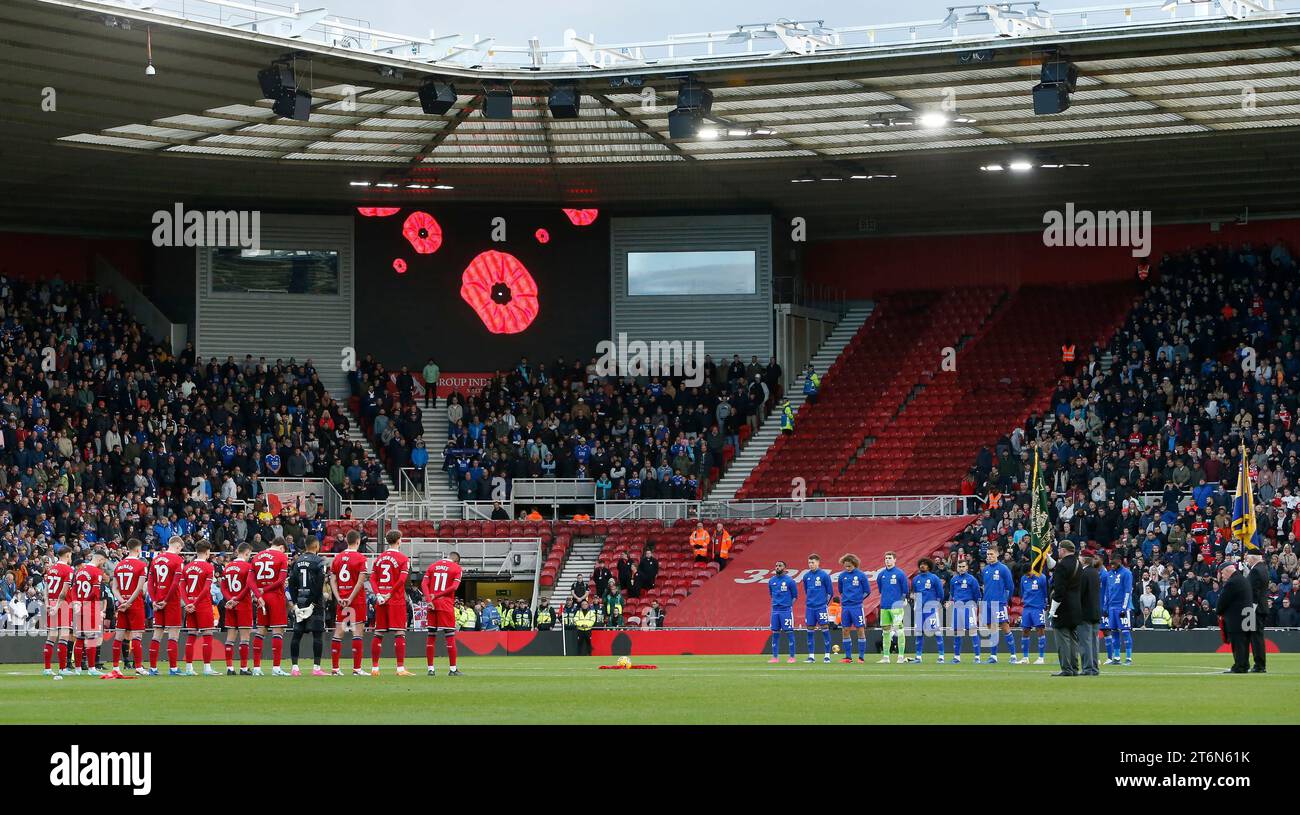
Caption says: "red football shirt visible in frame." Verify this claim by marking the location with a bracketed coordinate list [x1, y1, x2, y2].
[370, 550, 409, 601]
[422, 559, 462, 610]
[148, 551, 184, 605]
[181, 560, 215, 606]
[222, 560, 256, 605]
[331, 550, 367, 603]
[73, 564, 105, 602]
[113, 558, 148, 608]
[251, 549, 288, 594]
[45, 562, 74, 602]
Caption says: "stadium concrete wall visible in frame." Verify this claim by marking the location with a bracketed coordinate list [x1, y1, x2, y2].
[1, 629, 1296, 662]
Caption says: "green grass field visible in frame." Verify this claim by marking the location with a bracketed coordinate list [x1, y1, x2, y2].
[2, 653, 1297, 724]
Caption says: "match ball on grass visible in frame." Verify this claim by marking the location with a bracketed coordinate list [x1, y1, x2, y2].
[616, 656, 632, 668]
[53, 675, 63, 681]
[831, 644, 841, 654]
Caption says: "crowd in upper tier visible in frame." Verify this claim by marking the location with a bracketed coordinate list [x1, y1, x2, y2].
[952, 241, 1299, 625]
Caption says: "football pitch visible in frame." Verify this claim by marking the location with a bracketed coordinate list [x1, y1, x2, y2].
[2, 653, 1297, 725]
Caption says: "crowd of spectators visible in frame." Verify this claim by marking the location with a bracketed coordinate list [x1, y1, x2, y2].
[349, 350, 786, 504]
[950, 241, 1300, 626]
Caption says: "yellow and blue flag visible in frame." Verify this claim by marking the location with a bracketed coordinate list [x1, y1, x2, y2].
[1231, 446, 1258, 552]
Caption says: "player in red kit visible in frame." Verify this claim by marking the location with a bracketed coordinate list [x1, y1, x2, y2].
[251, 537, 290, 676]
[221, 543, 257, 675]
[110, 538, 149, 676]
[72, 549, 109, 675]
[329, 530, 369, 676]
[181, 541, 218, 676]
[421, 551, 463, 677]
[148, 536, 186, 676]
[43, 546, 75, 675]
[369, 530, 412, 676]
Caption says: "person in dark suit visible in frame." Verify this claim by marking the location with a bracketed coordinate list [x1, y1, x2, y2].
[1245, 552, 1270, 673]
[1079, 551, 1103, 675]
[1050, 541, 1083, 676]
[1216, 562, 1253, 674]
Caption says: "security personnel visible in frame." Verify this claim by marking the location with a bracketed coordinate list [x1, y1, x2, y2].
[714, 522, 733, 570]
[500, 603, 516, 630]
[1060, 343, 1076, 363]
[535, 603, 555, 630]
[987, 489, 1003, 510]
[803, 364, 820, 405]
[457, 601, 478, 631]
[573, 600, 598, 656]
[512, 600, 533, 631]
[780, 399, 795, 435]
[690, 522, 711, 563]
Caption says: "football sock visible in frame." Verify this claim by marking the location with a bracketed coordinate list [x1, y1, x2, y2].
[842, 635, 852, 656]
[771, 634, 780, 659]
[290, 632, 303, 664]
[973, 637, 982, 657]
[271, 634, 283, 668]
[239, 643, 249, 669]
[331, 638, 342, 670]
[224, 643, 234, 667]
[446, 634, 457, 668]
[149, 639, 160, 669]
[252, 635, 264, 668]
[394, 635, 406, 669]
[805, 630, 815, 655]
[1122, 631, 1133, 660]
[371, 635, 384, 668]
[74, 639, 85, 670]
[311, 632, 323, 664]
[57, 641, 68, 670]
[1022, 634, 1030, 659]
[112, 639, 122, 669]
[953, 636, 962, 657]
[914, 636, 924, 657]
[352, 637, 363, 670]
[936, 636, 944, 658]
[857, 633, 866, 659]
[43, 640, 54, 670]
[185, 635, 195, 666]
[167, 639, 178, 670]
[787, 632, 797, 658]
[1038, 635, 1047, 658]
[202, 634, 213, 665]
[821, 629, 831, 654]
[1108, 632, 1118, 660]
[426, 636, 437, 667]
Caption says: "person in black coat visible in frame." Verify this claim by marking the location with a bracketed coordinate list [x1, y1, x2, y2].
[1216, 562, 1253, 674]
[1245, 552, 1270, 673]
[1079, 552, 1103, 676]
[1051, 541, 1083, 676]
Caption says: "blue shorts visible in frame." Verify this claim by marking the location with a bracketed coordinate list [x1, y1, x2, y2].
[952, 604, 980, 634]
[840, 603, 865, 628]
[984, 602, 1009, 626]
[770, 610, 794, 632]
[918, 609, 941, 634]
[1021, 607, 1046, 629]
[805, 605, 829, 628]
[1107, 608, 1131, 632]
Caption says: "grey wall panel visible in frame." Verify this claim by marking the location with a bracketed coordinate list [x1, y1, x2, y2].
[195, 214, 354, 395]
[610, 215, 773, 365]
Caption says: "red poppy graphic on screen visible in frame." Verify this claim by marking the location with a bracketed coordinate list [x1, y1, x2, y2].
[392, 258, 408, 274]
[401, 211, 443, 254]
[460, 250, 539, 334]
[562, 208, 599, 226]
[357, 207, 401, 217]
[535, 228, 550, 244]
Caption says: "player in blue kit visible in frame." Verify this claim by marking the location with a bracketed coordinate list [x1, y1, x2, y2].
[768, 561, 798, 663]
[1104, 556, 1134, 665]
[1018, 569, 1050, 664]
[876, 551, 909, 664]
[801, 554, 834, 663]
[947, 557, 982, 663]
[1098, 561, 1112, 660]
[911, 558, 945, 663]
[980, 546, 1014, 663]
[836, 554, 871, 663]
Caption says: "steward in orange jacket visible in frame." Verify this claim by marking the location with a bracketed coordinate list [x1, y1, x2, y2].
[714, 523, 733, 569]
[690, 523, 711, 562]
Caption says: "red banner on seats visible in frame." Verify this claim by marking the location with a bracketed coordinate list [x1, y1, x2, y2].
[435, 372, 493, 399]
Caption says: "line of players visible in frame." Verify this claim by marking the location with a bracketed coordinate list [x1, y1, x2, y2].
[767, 548, 1136, 665]
[40, 530, 466, 678]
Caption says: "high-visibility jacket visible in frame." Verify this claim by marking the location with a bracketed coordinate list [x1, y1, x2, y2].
[690, 528, 711, 558]
[1151, 605, 1171, 627]
[987, 491, 1003, 509]
[780, 403, 794, 431]
[535, 606, 554, 630]
[572, 513, 591, 521]
[1061, 344, 1076, 362]
[526, 510, 543, 521]
[803, 373, 821, 395]
[574, 608, 597, 632]
[716, 529, 733, 560]
[827, 599, 841, 622]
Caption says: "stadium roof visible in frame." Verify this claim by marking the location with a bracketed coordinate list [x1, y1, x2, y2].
[4, 0, 1300, 238]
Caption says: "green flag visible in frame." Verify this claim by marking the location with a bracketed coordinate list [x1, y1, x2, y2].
[1029, 449, 1055, 574]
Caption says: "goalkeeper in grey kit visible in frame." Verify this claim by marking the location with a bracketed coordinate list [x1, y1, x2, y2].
[288, 539, 329, 676]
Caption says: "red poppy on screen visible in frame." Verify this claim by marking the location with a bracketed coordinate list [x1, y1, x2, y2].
[392, 258, 408, 274]
[357, 207, 401, 217]
[562, 208, 599, 226]
[460, 250, 539, 334]
[401, 211, 443, 254]
[535, 228, 550, 244]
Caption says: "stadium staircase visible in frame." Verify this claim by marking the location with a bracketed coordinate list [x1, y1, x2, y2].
[339, 399, 399, 497]
[735, 288, 1003, 499]
[708, 304, 873, 501]
[842, 283, 1134, 495]
[419, 405, 459, 506]
[543, 535, 605, 607]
